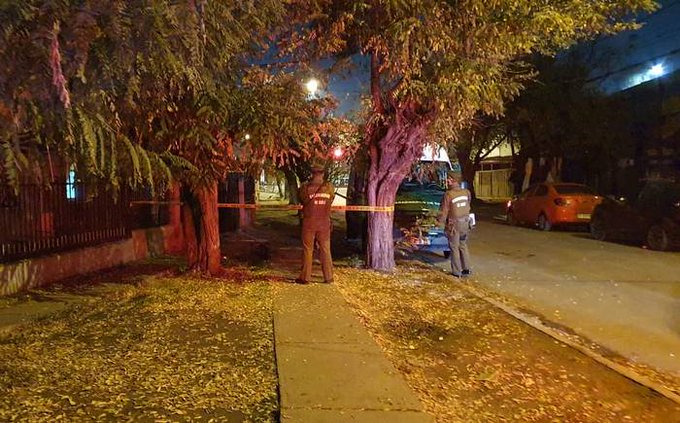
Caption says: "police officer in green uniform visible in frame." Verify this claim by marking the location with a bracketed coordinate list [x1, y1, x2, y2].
[296, 163, 335, 284]
[439, 171, 472, 278]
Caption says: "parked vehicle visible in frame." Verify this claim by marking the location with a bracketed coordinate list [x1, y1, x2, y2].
[590, 180, 680, 251]
[506, 183, 602, 231]
[394, 145, 453, 256]
[395, 178, 450, 255]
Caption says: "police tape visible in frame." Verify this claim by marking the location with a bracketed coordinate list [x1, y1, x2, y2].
[217, 203, 394, 212]
[130, 201, 393, 212]
[129, 201, 183, 206]
[336, 205, 394, 212]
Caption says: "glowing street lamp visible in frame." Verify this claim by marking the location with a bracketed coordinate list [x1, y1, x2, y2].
[305, 78, 319, 95]
[332, 146, 344, 160]
[649, 64, 665, 77]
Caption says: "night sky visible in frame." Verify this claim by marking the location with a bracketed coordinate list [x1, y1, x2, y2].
[325, 0, 680, 115]
[585, 0, 680, 93]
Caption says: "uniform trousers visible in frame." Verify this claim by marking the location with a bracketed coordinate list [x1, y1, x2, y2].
[299, 223, 333, 282]
[447, 219, 471, 276]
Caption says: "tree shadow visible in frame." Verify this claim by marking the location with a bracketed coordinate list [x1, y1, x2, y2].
[3, 258, 183, 304]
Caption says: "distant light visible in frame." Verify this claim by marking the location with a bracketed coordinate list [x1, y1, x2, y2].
[649, 64, 665, 77]
[305, 78, 319, 94]
[66, 168, 76, 200]
[332, 146, 344, 160]
[621, 63, 669, 91]
[244, 133, 251, 140]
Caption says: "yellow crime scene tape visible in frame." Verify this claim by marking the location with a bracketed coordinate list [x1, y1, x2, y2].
[130, 201, 393, 212]
[129, 201, 183, 206]
[217, 203, 393, 212]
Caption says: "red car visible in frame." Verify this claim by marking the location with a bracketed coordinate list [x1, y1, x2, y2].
[506, 183, 603, 231]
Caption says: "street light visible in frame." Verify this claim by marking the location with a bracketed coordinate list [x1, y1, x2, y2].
[305, 78, 319, 95]
[332, 146, 344, 160]
[649, 64, 665, 77]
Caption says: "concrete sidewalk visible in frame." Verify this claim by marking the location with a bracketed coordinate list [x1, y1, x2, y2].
[274, 283, 433, 422]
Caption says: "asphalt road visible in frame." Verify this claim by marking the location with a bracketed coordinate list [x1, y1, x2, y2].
[424, 211, 680, 376]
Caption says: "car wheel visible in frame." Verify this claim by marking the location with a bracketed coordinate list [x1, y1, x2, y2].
[589, 216, 607, 241]
[537, 213, 552, 231]
[647, 225, 669, 251]
[507, 210, 518, 226]
[443, 250, 451, 258]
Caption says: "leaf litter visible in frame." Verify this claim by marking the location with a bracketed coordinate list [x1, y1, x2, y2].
[333, 264, 680, 423]
[0, 273, 278, 422]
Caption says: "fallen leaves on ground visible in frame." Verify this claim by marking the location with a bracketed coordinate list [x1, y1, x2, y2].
[333, 263, 680, 423]
[0, 274, 278, 422]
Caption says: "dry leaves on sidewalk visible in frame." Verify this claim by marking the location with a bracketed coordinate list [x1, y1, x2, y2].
[334, 264, 680, 423]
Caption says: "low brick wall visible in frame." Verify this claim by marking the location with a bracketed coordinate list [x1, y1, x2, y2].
[0, 224, 184, 296]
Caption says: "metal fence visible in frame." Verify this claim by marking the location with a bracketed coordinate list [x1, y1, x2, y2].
[0, 183, 169, 263]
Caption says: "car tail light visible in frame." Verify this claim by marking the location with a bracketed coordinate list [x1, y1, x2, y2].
[554, 198, 570, 206]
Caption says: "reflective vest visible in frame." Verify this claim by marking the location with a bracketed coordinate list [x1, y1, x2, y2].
[440, 188, 471, 223]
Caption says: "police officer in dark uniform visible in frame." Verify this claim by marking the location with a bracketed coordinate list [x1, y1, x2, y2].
[439, 171, 472, 277]
[296, 162, 335, 284]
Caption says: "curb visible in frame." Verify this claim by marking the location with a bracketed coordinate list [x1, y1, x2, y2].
[463, 283, 680, 405]
[414, 252, 680, 406]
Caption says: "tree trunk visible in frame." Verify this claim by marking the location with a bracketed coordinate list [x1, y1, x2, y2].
[346, 150, 368, 240]
[463, 164, 477, 199]
[238, 175, 249, 228]
[167, 182, 184, 254]
[275, 174, 284, 198]
[182, 183, 222, 275]
[366, 121, 428, 271]
[181, 198, 198, 267]
[283, 168, 299, 204]
[195, 183, 221, 274]
[456, 148, 476, 199]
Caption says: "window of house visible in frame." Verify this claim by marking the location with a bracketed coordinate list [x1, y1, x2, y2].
[66, 167, 77, 200]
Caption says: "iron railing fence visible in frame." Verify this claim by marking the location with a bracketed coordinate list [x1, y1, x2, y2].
[0, 183, 169, 263]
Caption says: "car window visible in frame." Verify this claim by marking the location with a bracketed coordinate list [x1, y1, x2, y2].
[554, 184, 594, 195]
[534, 185, 549, 196]
[637, 182, 680, 209]
[398, 182, 420, 193]
[424, 183, 445, 191]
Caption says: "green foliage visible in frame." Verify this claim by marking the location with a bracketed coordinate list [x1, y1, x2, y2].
[285, 0, 657, 129]
[0, 0, 293, 191]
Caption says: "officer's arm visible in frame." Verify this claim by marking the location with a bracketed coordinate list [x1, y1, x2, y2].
[298, 184, 306, 204]
[328, 183, 336, 203]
